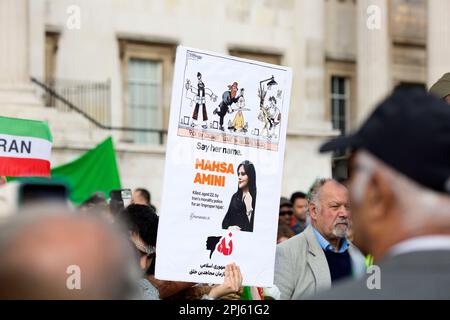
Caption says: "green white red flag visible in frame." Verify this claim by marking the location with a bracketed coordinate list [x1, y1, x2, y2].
[0, 116, 53, 177]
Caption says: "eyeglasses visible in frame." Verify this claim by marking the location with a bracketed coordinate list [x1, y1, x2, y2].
[279, 210, 293, 216]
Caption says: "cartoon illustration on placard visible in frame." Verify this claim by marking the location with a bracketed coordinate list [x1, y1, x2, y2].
[213, 82, 242, 131]
[156, 46, 293, 287]
[185, 72, 217, 129]
[259, 96, 281, 139]
[227, 88, 250, 133]
[177, 50, 287, 151]
[257, 76, 282, 140]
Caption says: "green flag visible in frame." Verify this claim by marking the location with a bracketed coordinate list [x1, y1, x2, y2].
[51, 137, 121, 205]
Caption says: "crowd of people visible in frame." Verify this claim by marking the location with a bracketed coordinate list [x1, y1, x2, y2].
[0, 188, 245, 300]
[0, 74, 450, 300]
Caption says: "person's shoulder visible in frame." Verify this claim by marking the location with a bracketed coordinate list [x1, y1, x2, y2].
[280, 231, 306, 245]
[348, 243, 365, 261]
[138, 278, 160, 300]
[228, 192, 240, 202]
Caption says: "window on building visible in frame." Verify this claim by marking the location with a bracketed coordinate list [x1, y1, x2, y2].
[331, 76, 349, 136]
[127, 58, 162, 144]
[44, 31, 59, 107]
[229, 49, 282, 65]
[119, 40, 175, 144]
[45, 31, 59, 82]
[330, 76, 350, 180]
[390, 0, 426, 45]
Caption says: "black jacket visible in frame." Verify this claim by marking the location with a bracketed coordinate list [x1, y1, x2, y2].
[222, 192, 254, 232]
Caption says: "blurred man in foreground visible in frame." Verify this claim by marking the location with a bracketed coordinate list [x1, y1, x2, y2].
[0, 206, 140, 299]
[316, 87, 450, 299]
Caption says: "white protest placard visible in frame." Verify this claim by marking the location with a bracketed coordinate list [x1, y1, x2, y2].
[156, 46, 292, 287]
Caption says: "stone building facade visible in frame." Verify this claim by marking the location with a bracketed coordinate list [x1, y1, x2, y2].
[0, 0, 448, 208]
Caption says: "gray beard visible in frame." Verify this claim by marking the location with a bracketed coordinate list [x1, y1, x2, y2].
[332, 224, 348, 238]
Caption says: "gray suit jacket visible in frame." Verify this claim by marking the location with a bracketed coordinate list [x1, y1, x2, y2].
[314, 250, 450, 299]
[274, 225, 365, 300]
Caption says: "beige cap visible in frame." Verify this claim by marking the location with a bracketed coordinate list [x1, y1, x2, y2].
[429, 72, 450, 99]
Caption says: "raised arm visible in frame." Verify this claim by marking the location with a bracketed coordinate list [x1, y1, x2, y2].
[206, 263, 243, 299]
[204, 87, 217, 102]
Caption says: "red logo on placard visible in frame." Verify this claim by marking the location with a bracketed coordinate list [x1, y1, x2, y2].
[217, 233, 233, 256]
[206, 232, 233, 259]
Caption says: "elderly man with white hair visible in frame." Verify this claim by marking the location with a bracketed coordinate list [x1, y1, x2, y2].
[316, 86, 450, 299]
[274, 178, 365, 300]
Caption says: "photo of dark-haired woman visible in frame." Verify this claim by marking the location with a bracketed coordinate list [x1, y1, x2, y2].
[222, 160, 257, 232]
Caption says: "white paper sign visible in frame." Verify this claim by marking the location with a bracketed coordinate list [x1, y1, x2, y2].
[155, 46, 292, 287]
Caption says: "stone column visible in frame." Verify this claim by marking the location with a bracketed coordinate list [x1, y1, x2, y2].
[0, 0, 40, 105]
[427, 0, 450, 88]
[289, 0, 330, 132]
[356, 0, 391, 124]
[302, 0, 327, 128]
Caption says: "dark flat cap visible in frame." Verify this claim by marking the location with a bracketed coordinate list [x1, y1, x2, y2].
[320, 87, 450, 194]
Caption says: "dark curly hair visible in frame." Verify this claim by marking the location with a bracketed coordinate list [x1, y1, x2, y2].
[119, 204, 159, 247]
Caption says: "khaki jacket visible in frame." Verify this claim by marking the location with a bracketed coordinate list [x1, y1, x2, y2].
[274, 225, 365, 300]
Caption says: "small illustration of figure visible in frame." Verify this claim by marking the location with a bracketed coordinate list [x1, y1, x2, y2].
[185, 72, 217, 129]
[267, 96, 281, 137]
[259, 96, 281, 139]
[257, 75, 279, 139]
[213, 82, 242, 131]
[228, 88, 250, 133]
[259, 104, 271, 138]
